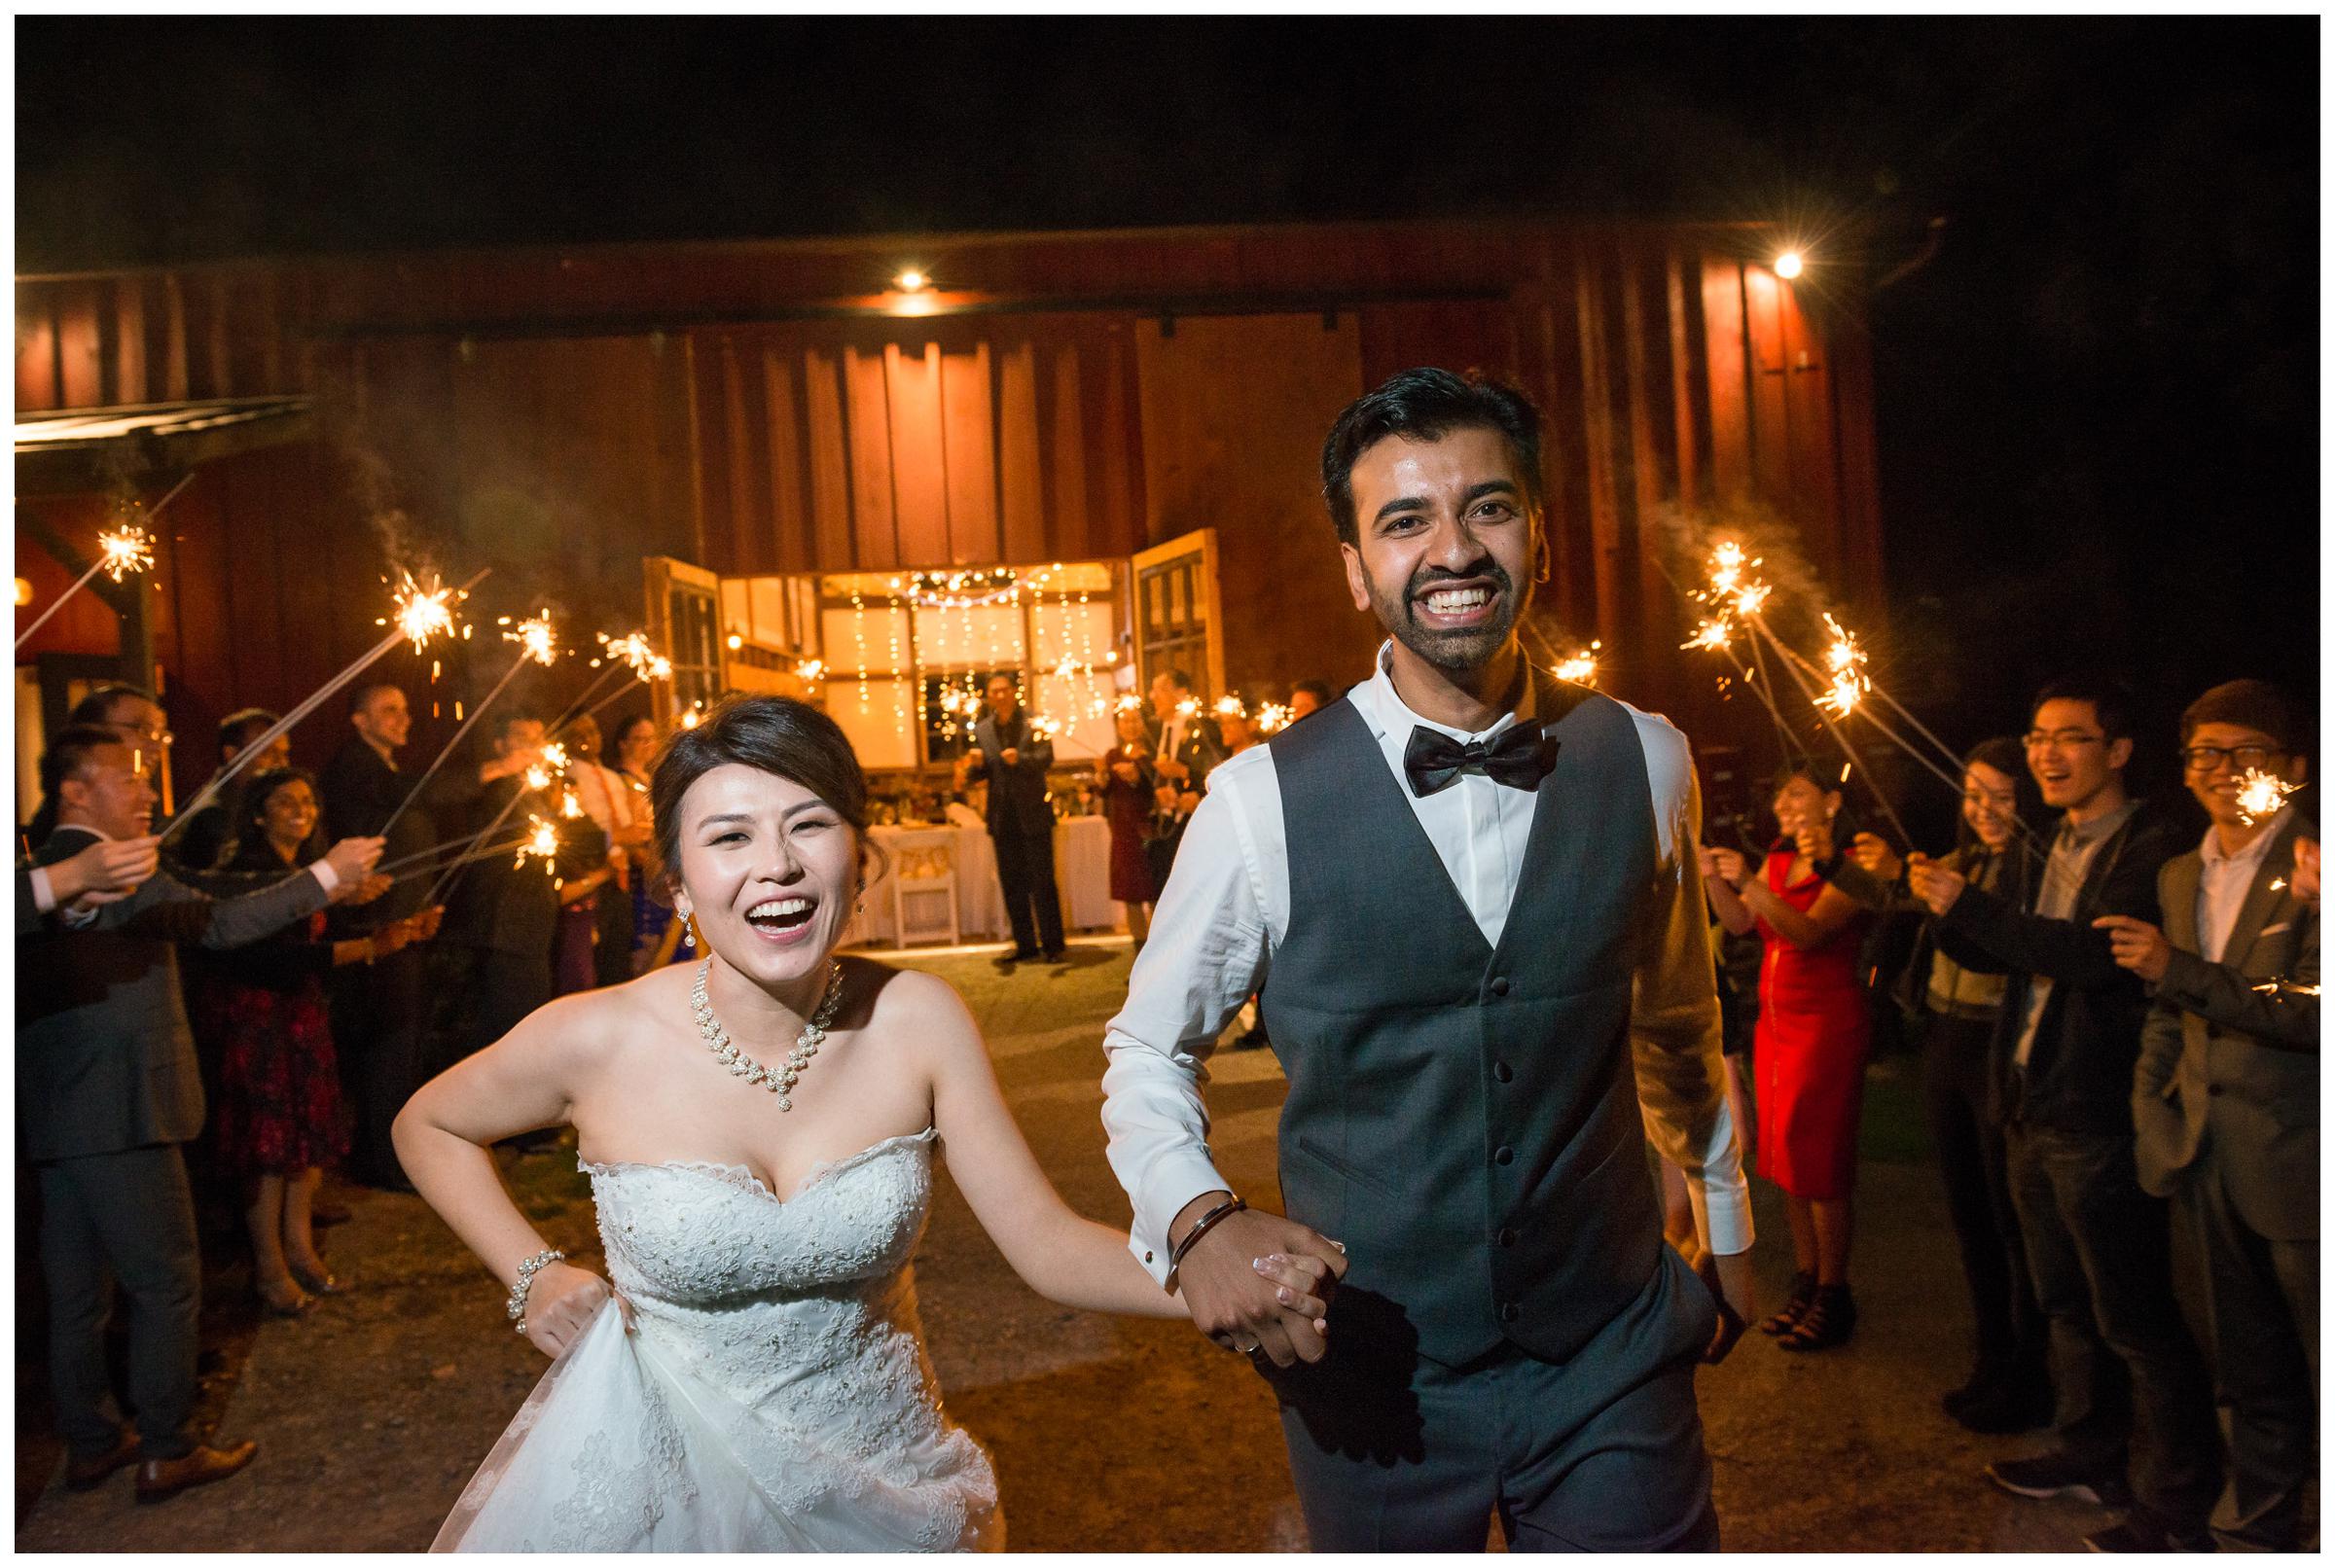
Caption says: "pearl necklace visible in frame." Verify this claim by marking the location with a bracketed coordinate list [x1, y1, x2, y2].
[691, 957, 845, 1112]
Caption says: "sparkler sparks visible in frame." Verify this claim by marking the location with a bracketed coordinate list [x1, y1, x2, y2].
[97, 527, 155, 582]
[1114, 694, 1145, 714]
[560, 790, 585, 820]
[1681, 618, 1735, 653]
[1812, 614, 1872, 718]
[1255, 702, 1293, 733]
[385, 575, 459, 654]
[504, 612, 559, 667]
[515, 816, 561, 873]
[1553, 641, 1601, 686]
[1214, 695, 1247, 720]
[2235, 768, 2301, 826]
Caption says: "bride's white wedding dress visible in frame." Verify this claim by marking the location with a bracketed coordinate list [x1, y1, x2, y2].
[434, 1127, 1002, 1551]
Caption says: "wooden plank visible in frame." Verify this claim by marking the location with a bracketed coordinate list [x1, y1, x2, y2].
[883, 340, 950, 568]
[721, 335, 764, 575]
[1573, 250, 1624, 645]
[16, 297, 57, 411]
[762, 343, 812, 573]
[995, 340, 1047, 564]
[57, 284, 103, 409]
[1828, 306, 1886, 612]
[844, 345, 898, 568]
[162, 273, 191, 401]
[1665, 248, 1702, 507]
[802, 346, 856, 570]
[939, 342, 999, 566]
[1619, 242, 1670, 662]
[1778, 283, 1841, 584]
[1701, 259, 1750, 501]
[114, 278, 148, 406]
[1742, 266, 1791, 509]
[1047, 339, 1089, 560]
[206, 273, 234, 398]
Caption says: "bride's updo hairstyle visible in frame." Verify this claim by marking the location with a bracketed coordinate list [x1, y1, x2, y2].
[648, 695, 872, 902]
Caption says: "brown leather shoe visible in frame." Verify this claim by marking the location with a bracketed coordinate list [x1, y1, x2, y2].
[134, 1440, 257, 1504]
[62, 1429, 140, 1491]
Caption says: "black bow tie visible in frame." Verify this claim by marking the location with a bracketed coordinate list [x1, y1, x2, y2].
[1403, 723, 1556, 798]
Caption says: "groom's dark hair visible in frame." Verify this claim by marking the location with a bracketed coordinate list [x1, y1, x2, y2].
[649, 695, 873, 903]
[1319, 368, 1545, 547]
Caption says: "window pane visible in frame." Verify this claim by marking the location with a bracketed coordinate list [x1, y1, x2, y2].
[826, 677, 919, 770]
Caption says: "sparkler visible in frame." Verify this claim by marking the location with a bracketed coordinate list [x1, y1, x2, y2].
[380, 611, 562, 838]
[17, 528, 162, 651]
[1552, 641, 1601, 687]
[2235, 768, 2301, 827]
[516, 815, 561, 874]
[1255, 702, 1293, 734]
[1811, 615, 1872, 719]
[161, 567, 485, 841]
[570, 632, 678, 727]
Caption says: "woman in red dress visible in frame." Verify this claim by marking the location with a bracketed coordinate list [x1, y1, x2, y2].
[1094, 706, 1162, 946]
[1701, 762, 1874, 1351]
[192, 770, 431, 1314]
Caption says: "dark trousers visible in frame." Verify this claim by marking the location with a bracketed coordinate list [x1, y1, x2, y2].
[38, 1146, 202, 1462]
[1921, 1014, 2046, 1380]
[1268, 1251, 1718, 1551]
[2173, 1158, 2318, 1550]
[2004, 1122, 2221, 1535]
[593, 876, 637, 989]
[989, 823, 1064, 955]
[430, 944, 554, 1077]
[333, 944, 429, 1187]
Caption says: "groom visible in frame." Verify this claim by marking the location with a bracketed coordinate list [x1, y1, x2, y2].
[1100, 368, 1754, 1550]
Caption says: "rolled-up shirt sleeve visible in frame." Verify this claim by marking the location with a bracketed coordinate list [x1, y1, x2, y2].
[1099, 780, 1273, 1285]
[1628, 715, 1754, 1257]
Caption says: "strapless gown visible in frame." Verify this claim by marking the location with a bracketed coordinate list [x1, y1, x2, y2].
[434, 1128, 1002, 1550]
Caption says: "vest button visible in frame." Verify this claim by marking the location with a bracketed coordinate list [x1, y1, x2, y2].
[1493, 1145, 1515, 1166]
[1493, 1060, 1514, 1084]
[1499, 1301, 1521, 1323]
[1490, 976, 1511, 997]
[1497, 1228, 1519, 1247]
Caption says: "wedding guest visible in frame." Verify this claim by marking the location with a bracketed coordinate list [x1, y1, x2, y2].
[168, 708, 288, 874]
[1095, 706, 1161, 947]
[320, 682, 440, 1192]
[18, 725, 380, 1501]
[1702, 761, 1874, 1351]
[608, 713, 676, 973]
[1913, 677, 2218, 1552]
[192, 769, 426, 1315]
[1845, 737, 2054, 1430]
[1216, 695, 1262, 756]
[2098, 680, 2317, 1551]
[27, 683, 173, 843]
[954, 675, 1064, 967]
[1287, 679, 1333, 722]
[1144, 669, 1220, 888]
[551, 716, 633, 994]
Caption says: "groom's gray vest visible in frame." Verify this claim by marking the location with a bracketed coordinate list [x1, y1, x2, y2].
[1260, 682, 1665, 1368]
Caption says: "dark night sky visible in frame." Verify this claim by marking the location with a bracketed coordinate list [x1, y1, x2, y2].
[17, 17, 2321, 814]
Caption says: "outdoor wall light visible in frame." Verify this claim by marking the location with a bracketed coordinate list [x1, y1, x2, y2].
[14, 578, 32, 606]
[1775, 250, 1805, 279]
[894, 268, 930, 292]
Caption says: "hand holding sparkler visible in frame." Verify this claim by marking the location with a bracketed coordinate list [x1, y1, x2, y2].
[2091, 915, 2173, 984]
[1794, 820, 1838, 866]
[1849, 832, 1905, 883]
[331, 872, 394, 908]
[1905, 852, 1965, 917]
[1698, 845, 1750, 889]
[321, 837, 387, 888]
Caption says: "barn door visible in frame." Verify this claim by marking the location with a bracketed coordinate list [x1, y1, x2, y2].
[1129, 528, 1224, 703]
[643, 555, 722, 725]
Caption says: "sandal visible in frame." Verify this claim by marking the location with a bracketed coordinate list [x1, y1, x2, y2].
[255, 1275, 311, 1318]
[1759, 1270, 1816, 1336]
[1778, 1284, 1856, 1352]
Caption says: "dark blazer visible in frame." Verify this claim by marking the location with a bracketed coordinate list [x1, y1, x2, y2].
[321, 734, 438, 926]
[1934, 802, 2187, 1134]
[966, 709, 1056, 837]
[18, 825, 333, 1161]
[1160, 712, 1226, 799]
[2132, 813, 2317, 1240]
[438, 779, 607, 957]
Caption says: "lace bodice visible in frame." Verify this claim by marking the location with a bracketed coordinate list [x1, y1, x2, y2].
[438, 1127, 999, 1551]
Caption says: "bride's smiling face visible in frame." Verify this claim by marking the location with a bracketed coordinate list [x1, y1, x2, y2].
[673, 764, 860, 989]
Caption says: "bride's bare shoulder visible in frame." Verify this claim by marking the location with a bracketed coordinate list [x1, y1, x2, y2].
[526, 963, 696, 1060]
[841, 958, 976, 1041]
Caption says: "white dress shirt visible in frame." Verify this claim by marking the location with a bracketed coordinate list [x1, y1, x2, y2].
[2197, 807, 2291, 963]
[1100, 643, 1752, 1285]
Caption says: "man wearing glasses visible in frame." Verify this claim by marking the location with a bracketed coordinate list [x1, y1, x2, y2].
[1907, 678, 2219, 1553]
[2094, 680, 2317, 1551]
[23, 684, 176, 846]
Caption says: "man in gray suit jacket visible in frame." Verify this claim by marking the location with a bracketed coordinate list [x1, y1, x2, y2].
[18, 725, 382, 1501]
[2098, 681, 2318, 1551]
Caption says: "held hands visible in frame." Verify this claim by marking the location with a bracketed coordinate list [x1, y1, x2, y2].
[1850, 832, 1904, 882]
[519, 1261, 630, 1358]
[1906, 852, 1966, 916]
[322, 837, 387, 888]
[1172, 1198, 1347, 1368]
[1699, 845, 1749, 889]
[2093, 915, 2173, 984]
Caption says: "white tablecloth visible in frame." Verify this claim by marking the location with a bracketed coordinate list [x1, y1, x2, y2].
[844, 816, 1120, 948]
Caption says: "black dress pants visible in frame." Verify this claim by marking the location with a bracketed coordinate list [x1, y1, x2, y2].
[1921, 1013, 2046, 1380]
[38, 1146, 202, 1462]
[2004, 1122, 2221, 1537]
[989, 823, 1065, 955]
[1267, 1247, 1719, 1551]
[2173, 1157, 2317, 1550]
[332, 944, 429, 1187]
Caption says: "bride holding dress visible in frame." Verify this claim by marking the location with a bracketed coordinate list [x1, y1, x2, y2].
[395, 696, 1334, 1551]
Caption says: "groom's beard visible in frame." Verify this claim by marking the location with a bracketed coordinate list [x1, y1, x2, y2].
[1361, 556, 1531, 678]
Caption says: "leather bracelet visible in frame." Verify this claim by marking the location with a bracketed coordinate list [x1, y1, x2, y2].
[1162, 1195, 1245, 1293]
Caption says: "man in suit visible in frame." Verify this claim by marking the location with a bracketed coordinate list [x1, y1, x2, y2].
[18, 725, 382, 1501]
[2096, 679, 2317, 1550]
[1141, 668, 1224, 891]
[1911, 679, 2221, 1552]
[1102, 369, 1752, 1549]
[25, 683, 175, 845]
[955, 673, 1064, 965]
[165, 708, 288, 876]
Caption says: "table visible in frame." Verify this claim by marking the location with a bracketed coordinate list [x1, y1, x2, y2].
[843, 815, 1120, 948]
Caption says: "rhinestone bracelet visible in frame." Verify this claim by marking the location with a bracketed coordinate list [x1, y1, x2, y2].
[506, 1247, 566, 1336]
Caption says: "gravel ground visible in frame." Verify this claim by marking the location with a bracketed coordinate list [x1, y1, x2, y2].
[15, 941, 2218, 1550]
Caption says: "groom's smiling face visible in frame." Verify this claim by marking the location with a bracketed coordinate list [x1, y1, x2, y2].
[1339, 425, 1540, 679]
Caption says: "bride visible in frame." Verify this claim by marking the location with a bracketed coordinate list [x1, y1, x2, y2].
[394, 696, 1330, 1551]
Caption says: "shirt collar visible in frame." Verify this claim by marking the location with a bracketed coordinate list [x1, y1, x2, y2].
[2200, 805, 2291, 869]
[2056, 799, 2136, 852]
[1360, 639, 1535, 744]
